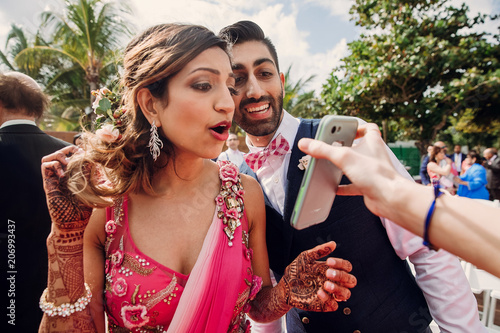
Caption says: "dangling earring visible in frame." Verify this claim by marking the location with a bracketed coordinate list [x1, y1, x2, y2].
[148, 120, 163, 161]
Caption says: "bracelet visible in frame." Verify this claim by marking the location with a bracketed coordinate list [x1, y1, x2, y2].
[423, 183, 443, 250]
[39, 283, 92, 317]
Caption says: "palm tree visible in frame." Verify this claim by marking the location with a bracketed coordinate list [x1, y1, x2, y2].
[0, 24, 50, 78]
[15, 0, 133, 128]
[283, 66, 326, 119]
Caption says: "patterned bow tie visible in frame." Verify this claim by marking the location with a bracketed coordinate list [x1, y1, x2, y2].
[245, 134, 290, 172]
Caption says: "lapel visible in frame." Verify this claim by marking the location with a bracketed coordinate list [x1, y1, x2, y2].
[282, 119, 319, 223]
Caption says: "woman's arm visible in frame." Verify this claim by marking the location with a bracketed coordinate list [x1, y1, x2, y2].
[39, 146, 98, 333]
[298, 124, 500, 278]
[427, 160, 451, 177]
[240, 175, 356, 323]
[84, 209, 108, 332]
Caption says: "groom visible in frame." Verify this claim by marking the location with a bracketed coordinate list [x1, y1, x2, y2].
[219, 21, 485, 333]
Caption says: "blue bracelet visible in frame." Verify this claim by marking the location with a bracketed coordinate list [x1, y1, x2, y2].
[423, 183, 443, 250]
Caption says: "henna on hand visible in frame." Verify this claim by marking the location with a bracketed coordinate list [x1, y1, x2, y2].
[248, 241, 357, 323]
[280, 241, 356, 312]
[42, 146, 93, 231]
[39, 147, 98, 332]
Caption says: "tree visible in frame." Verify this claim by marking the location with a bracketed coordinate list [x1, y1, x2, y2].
[283, 66, 326, 119]
[15, 0, 133, 128]
[322, 0, 500, 153]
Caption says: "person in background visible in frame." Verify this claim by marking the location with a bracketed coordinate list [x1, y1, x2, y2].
[427, 145, 454, 192]
[0, 72, 69, 333]
[455, 151, 489, 199]
[451, 144, 466, 174]
[298, 123, 500, 278]
[217, 132, 245, 168]
[483, 147, 500, 201]
[420, 142, 447, 185]
[219, 20, 485, 333]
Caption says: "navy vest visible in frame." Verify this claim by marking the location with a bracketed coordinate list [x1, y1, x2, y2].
[264, 119, 431, 333]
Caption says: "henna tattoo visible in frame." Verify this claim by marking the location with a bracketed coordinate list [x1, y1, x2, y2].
[249, 242, 356, 322]
[43, 161, 92, 231]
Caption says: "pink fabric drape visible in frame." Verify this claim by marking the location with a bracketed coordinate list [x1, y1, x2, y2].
[167, 207, 246, 332]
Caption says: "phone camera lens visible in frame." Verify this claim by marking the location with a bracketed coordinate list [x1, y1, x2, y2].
[331, 126, 337, 134]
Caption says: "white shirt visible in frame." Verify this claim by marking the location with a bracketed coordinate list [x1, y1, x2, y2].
[454, 153, 463, 172]
[0, 119, 37, 129]
[217, 148, 245, 168]
[245, 111, 300, 215]
[250, 110, 485, 333]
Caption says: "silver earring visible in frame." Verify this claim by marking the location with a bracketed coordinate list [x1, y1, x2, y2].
[148, 120, 163, 161]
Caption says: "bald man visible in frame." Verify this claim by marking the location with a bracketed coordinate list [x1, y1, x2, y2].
[0, 72, 69, 332]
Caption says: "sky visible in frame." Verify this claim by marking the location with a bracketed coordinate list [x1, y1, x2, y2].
[0, 0, 498, 94]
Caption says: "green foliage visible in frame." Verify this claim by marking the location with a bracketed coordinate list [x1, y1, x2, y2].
[283, 66, 326, 119]
[322, 0, 500, 153]
[1, 0, 133, 131]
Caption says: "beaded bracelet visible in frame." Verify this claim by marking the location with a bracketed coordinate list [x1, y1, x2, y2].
[39, 283, 92, 317]
[423, 183, 443, 250]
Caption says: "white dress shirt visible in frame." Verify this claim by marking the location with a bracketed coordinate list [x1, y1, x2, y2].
[0, 119, 37, 129]
[454, 153, 463, 172]
[249, 110, 485, 333]
[245, 111, 300, 215]
[217, 148, 245, 169]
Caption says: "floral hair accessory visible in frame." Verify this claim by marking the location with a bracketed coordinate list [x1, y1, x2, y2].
[91, 87, 126, 143]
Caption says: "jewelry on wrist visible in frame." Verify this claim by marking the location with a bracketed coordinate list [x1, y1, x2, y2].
[39, 283, 92, 317]
[423, 183, 443, 250]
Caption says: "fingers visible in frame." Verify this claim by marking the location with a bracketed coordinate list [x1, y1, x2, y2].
[298, 138, 348, 168]
[41, 146, 79, 178]
[317, 289, 339, 311]
[322, 279, 352, 302]
[303, 241, 337, 262]
[356, 123, 381, 140]
[336, 184, 363, 196]
[325, 257, 353, 273]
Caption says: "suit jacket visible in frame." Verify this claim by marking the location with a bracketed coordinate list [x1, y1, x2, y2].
[0, 124, 69, 333]
[485, 155, 500, 190]
[261, 119, 430, 333]
[419, 155, 430, 185]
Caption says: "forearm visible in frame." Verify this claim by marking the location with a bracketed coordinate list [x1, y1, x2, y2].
[248, 283, 291, 323]
[384, 177, 500, 277]
[39, 229, 97, 332]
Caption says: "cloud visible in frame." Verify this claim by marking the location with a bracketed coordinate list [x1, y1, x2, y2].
[305, 0, 354, 20]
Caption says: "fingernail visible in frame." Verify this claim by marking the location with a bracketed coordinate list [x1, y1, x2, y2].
[327, 258, 336, 266]
[298, 138, 310, 149]
[325, 281, 335, 291]
[328, 269, 337, 279]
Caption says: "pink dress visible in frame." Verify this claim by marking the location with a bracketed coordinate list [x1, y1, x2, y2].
[103, 161, 262, 333]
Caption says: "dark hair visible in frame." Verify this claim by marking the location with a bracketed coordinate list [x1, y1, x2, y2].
[468, 151, 483, 165]
[219, 20, 280, 73]
[0, 73, 49, 119]
[429, 146, 443, 163]
[67, 23, 230, 206]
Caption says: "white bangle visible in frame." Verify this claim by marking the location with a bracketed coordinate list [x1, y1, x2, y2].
[39, 283, 92, 317]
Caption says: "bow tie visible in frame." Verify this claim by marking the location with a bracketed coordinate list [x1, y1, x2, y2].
[244, 134, 290, 172]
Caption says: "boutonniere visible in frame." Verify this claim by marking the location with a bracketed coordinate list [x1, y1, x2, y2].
[298, 155, 311, 170]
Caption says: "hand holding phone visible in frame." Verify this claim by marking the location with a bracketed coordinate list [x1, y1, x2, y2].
[290, 115, 358, 230]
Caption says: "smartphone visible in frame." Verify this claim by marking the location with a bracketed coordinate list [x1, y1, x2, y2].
[290, 115, 358, 230]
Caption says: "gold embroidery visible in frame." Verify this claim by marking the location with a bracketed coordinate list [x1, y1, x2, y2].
[131, 284, 140, 305]
[141, 275, 178, 309]
[123, 253, 157, 276]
